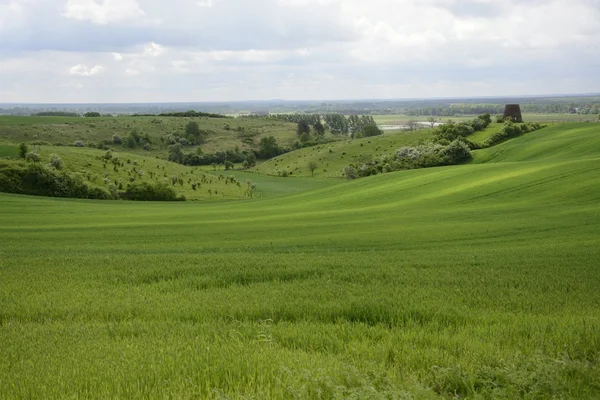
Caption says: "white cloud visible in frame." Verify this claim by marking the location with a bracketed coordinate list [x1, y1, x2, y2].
[69, 64, 105, 76]
[143, 42, 164, 57]
[197, 0, 217, 7]
[62, 0, 145, 25]
[0, 0, 598, 102]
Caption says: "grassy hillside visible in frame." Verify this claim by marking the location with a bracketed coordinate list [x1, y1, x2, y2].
[4, 145, 249, 200]
[0, 115, 298, 156]
[253, 129, 430, 177]
[472, 122, 600, 163]
[0, 144, 18, 157]
[1, 123, 599, 398]
[467, 122, 506, 144]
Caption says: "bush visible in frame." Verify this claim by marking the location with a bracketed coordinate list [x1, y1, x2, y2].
[344, 166, 358, 180]
[19, 143, 28, 158]
[439, 140, 472, 165]
[484, 122, 546, 147]
[243, 153, 257, 169]
[112, 134, 123, 145]
[167, 143, 184, 163]
[123, 181, 184, 201]
[25, 152, 41, 163]
[0, 161, 110, 200]
[73, 140, 85, 147]
[361, 124, 383, 137]
[49, 154, 64, 170]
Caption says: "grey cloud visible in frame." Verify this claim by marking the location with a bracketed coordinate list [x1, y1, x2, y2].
[445, 1, 504, 18]
[1, 0, 357, 54]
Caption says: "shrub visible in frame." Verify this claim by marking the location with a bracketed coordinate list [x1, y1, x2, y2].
[484, 122, 546, 147]
[124, 182, 183, 201]
[73, 140, 85, 147]
[167, 143, 184, 163]
[243, 153, 257, 169]
[49, 154, 64, 170]
[19, 143, 29, 158]
[439, 140, 472, 165]
[112, 134, 123, 145]
[344, 166, 358, 180]
[361, 124, 383, 137]
[25, 152, 41, 163]
[0, 161, 110, 199]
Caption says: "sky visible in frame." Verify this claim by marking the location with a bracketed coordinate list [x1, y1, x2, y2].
[1, 0, 599, 103]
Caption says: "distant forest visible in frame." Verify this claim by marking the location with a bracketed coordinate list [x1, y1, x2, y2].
[1, 94, 599, 116]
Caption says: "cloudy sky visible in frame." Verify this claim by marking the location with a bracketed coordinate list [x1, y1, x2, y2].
[1, 0, 599, 103]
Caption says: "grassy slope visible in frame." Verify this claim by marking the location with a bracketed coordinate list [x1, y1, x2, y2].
[468, 122, 505, 144]
[253, 129, 431, 177]
[0, 115, 298, 156]
[7, 145, 249, 200]
[0, 144, 18, 157]
[1, 123, 600, 398]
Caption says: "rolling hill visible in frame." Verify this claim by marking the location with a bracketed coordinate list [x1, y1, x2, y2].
[0, 123, 599, 398]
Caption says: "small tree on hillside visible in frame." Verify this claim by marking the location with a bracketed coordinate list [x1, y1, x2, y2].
[297, 120, 310, 136]
[19, 143, 28, 158]
[185, 121, 204, 144]
[308, 161, 318, 176]
[313, 121, 325, 136]
[361, 124, 383, 137]
[406, 120, 419, 131]
[299, 132, 310, 144]
[427, 117, 438, 128]
[243, 153, 256, 169]
[344, 166, 358, 180]
[167, 143, 184, 163]
[49, 154, 64, 170]
[258, 136, 280, 158]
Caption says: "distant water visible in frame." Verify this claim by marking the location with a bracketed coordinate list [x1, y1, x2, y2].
[379, 122, 444, 131]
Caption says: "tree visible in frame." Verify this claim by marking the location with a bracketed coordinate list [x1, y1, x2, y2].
[246, 180, 257, 198]
[361, 124, 383, 137]
[427, 117, 438, 128]
[243, 153, 256, 169]
[258, 136, 280, 158]
[406, 120, 419, 131]
[19, 143, 28, 158]
[344, 166, 358, 180]
[478, 113, 492, 126]
[84, 112, 101, 117]
[324, 113, 348, 135]
[299, 132, 310, 143]
[167, 143, 184, 163]
[308, 161, 318, 176]
[313, 121, 325, 136]
[185, 121, 204, 144]
[297, 120, 310, 136]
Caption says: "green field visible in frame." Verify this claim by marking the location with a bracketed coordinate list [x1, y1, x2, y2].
[0, 144, 18, 157]
[1, 123, 600, 398]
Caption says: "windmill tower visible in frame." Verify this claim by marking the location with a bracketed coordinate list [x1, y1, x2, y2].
[503, 104, 523, 123]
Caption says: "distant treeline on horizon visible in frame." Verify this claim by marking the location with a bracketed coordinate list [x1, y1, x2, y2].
[1, 94, 599, 117]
